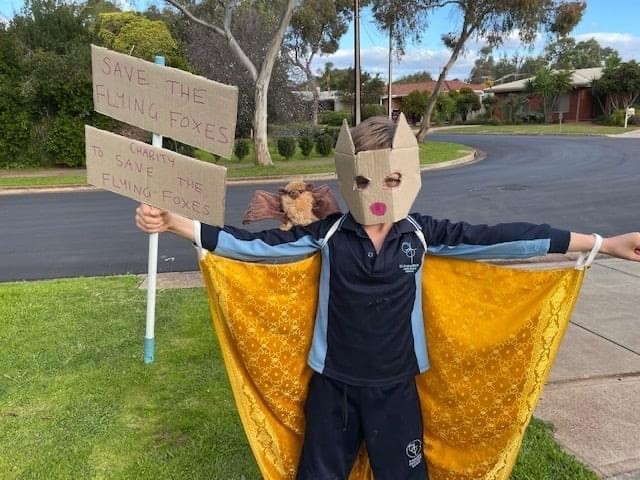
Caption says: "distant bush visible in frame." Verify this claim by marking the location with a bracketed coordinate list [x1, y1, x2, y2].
[0, 110, 32, 168]
[361, 104, 386, 121]
[269, 123, 323, 138]
[277, 137, 297, 160]
[516, 112, 544, 124]
[234, 138, 251, 161]
[298, 135, 314, 158]
[608, 109, 627, 126]
[45, 115, 85, 167]
[315, 134, 333, 156]
[320, 110, 351, 126]
[630, 107, 640, 126]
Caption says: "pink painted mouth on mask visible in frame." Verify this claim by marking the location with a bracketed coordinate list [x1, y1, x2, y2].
[370, 202, 387, 216]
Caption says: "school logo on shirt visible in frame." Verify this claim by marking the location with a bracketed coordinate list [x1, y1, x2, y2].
[406, 439, 423, 468]
[399, 242, 420, 273]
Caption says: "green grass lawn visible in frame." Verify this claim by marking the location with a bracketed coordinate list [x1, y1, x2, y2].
[0, 276, 598, 479]
[0, 175, 88, 188]
[437, 123, 639, 136]
[0, 141, 472, 189]
[196, 140, 472, 178]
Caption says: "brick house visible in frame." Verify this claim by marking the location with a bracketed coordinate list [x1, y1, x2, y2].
[485, 67, 604, 122]
[380, 80, 485, 116]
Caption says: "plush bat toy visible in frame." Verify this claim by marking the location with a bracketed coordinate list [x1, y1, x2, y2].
[242, 181, 341, 230]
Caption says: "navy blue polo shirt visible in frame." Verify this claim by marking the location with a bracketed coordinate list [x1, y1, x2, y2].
[200, 212, 570, 386]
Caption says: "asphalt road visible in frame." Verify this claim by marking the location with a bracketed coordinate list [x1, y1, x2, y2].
[1, 134, 638, 282]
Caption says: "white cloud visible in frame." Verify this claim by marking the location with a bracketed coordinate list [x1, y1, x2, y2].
[574, 32, 640, 61]
[467, 29, 545, 53]
[312, 31, 640, 85]
[116, 0, 135, 11]
[312, 46, 476, 81]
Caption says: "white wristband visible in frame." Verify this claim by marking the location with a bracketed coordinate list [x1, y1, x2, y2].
[575, 233, 603, 270]
[193, 220, 202, 248]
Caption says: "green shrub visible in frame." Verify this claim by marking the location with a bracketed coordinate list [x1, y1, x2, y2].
[298, 135, 314, 158]
[320, 110, 351, 126]
[314, 126, 341, 144]
[45, 115, 85, 167]
[361, 104, 386, 121]
[315, 134, 334, 156]
[234, 138, 251, 161]
[608, 109, 627, 126]
[0, 110, 32, 168]
[277, 137, 297, 160]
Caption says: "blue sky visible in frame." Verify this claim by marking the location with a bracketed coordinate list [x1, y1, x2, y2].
[2, 0, 639, 81]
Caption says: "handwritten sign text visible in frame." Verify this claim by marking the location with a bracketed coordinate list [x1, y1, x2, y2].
[85, 126, 226, 226]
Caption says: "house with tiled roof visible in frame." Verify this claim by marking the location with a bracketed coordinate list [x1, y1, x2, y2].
[381, 80, 485, 114]
[485, 67, 604, 122]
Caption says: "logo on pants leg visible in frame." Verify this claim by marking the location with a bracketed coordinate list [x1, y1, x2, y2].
[405, 439, 423, 468]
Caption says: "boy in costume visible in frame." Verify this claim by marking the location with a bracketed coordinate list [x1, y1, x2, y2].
[136, 115, 640, 479]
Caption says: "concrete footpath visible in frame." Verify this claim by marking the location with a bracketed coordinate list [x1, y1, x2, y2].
[140, 256, 640, 479]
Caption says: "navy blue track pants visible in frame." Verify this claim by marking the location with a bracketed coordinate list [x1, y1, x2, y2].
[296, 373, 428, 480]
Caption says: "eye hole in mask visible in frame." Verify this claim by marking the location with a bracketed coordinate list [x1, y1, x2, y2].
[383, 172, 402, 189]
[354, 176, 370, 191]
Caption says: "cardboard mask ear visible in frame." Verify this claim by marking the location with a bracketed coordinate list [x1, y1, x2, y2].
[335, 119, 355, 155]
[392, 113, 418, 149]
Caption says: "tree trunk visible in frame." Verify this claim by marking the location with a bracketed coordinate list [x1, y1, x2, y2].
[166, 0, 300, 165]
[416, 37, 467, 142]
[312, 85, 319, 126]
[251, 0, 299, 165]
[253, 81, 272, 166]
[543, 98, 549, 123]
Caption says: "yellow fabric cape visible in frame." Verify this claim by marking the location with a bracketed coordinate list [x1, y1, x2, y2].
[199, 252, 585, 480]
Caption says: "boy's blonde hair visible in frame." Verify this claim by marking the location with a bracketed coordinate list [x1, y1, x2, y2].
[350, 116, 397, 153]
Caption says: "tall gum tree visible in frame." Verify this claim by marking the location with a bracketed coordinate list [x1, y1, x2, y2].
[283, 0, 351, 125]
[371, 0, 585, 141]
[165, 0, 301, 165]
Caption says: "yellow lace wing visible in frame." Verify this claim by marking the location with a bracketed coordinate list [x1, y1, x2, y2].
[200, 253, 585, 480]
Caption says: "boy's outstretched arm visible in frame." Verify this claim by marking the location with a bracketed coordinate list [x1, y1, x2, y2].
[568, 232, 640, 261]
[135, 204, 335, 262]
[417, 214, 640, 262]
[136, 204, 195, 240]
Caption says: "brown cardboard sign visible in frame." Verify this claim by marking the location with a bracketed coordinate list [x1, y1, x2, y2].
[334, 113, 420, 225]
[91, 45, 238, 159]
[85, 126, 226, 226]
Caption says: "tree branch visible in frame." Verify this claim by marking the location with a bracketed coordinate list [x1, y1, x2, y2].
[258, 0, 301, 83]
[165, 0, 224, 36]
[165, 0, 258, 81]
[432, 0, 464, 9]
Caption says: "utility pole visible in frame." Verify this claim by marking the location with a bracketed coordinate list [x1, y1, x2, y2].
[387, 24, 393, 118]
[354, 0, 361, 125]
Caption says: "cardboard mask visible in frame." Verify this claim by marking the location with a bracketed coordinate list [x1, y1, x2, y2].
[334, 113, 420, 225]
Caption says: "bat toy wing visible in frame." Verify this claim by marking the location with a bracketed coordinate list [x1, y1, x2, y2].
[242, 190, 287, 225]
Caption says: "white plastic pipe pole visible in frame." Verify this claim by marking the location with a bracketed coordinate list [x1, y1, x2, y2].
[143, 54, 166, 364]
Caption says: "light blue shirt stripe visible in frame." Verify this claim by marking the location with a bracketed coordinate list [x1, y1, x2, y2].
[412, 261, 430, 373]
[427, 239, 550, 259]
[215, 231, 320, 262]
[307, 245, 332, 374]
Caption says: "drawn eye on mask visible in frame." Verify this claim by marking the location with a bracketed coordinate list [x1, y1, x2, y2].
[354, 172, 401, 191]
[383, 172, 402, 189]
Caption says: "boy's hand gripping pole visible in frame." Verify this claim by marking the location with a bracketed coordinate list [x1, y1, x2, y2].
[143, 55, 166, 364]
